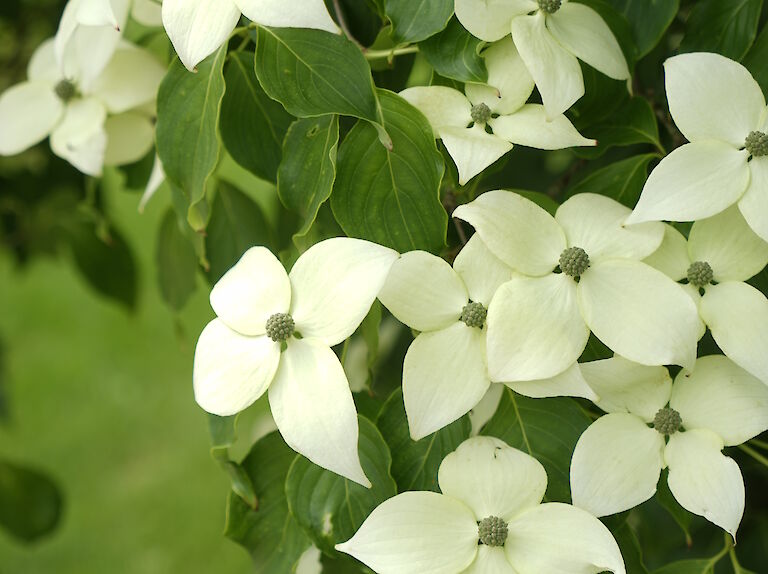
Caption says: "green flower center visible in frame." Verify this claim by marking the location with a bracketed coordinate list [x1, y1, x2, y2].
[687, 261, 713, 288]
[653, 407, 682, 436]
[470, 103, 492, 125]
[54, 79, 77, 102]
[460, 301, 487, 328]
[538, 0, 562, 13]
[265, 313, 295, 342]
[745, 131, 768, 157]
[559, 246, 590, 279]
[478, 516, 508, 547]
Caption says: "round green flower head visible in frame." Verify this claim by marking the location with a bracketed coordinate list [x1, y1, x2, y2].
[538, 0, 562, 13]
[460, 301, 487, 328]
[471, 103, 492, 125]
[54, 79, 77, 102]
[653, 407, 682, 436]
[559, 246, 590, 278]
[687, 261, 713, 288]
[478, 516, 508, 547]
[745, 131, 768, 157]
[265, 313, 295, 342]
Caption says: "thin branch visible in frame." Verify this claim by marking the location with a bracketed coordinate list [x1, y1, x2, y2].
[738, 443, 768, 469]
[363, 46, 419, 61]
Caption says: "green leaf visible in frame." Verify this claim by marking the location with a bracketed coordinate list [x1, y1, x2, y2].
[651, 560, 715, 574]
[514, 190, 560, 216]
[376, 388, 471, 492]
[221, 52, 294, 182]
[656, 469, 693, 546]
[743, 24, 768, 92]
[332, 89, 447, 253]
[278, 115, 339, 241]
[225, 432, 311, 572]
[679, 0, 763, 61]
[481, 389, 591, 502]
[359, 300, 382, 382]
[0, 460, 62, 543]
[205, 182, 274, 283]
[385, 0, 453, 43]
[285, 416, 397, 554]
[576, 0, 638, 65]
[607, 0, 679, 57]
[156, 209, 198, 311]
[609, 520, 649, 574]
[566, 154, 658, 209]
[420, 18, 487, 83]
[156, 46, 227, 229]
[208, 413, 238, 458]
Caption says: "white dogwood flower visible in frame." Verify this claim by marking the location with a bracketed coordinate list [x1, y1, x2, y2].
[571, 355, 768, 538]
[453, 190, 701, 381]
[162, 0, 340, 71]
[644, 208, 768, 385]
[627, 53, 768, 242]
[454, 0, 630, 118]
[401, 39, 595, 185]
[337, 436, 626, 574]
[193, 239, 398, 486]
[0, 38, 164, 175]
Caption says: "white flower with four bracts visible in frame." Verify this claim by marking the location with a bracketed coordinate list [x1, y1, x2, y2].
[627, 53, 768, 242]
[571, 355, 768, 538]
[401, 39, 595, 185]
[337, 436, 626, 574]
[453, 190, 702, 382]
[193, 238, 398, 486]
[455, 0, 630, 118]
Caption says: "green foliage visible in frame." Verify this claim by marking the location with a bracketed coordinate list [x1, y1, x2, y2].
[576, 97, 663, 159]
[384, 0, 453, 44]
[679, 0, 764, 60]
[567, 154, 658, 208]
[607, 0, 679, 57]
[0, 460, 62, 543]
[420, 18, 487, 83]
[156, 209, 198, 311]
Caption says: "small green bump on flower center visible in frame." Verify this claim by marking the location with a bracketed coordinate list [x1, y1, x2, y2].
[687, 261, 713, 288]
[745, 131, 768, 157]
[470, 103, 492, 125]
[460, 301, 487, 328]
[54, 79, 77, 102]
[265, 313, 295, 342]
[653, 407, 682, 436]
[478, 516, 508, 547]
[559, 246, 590, 278]
[537, 0, 562, 13]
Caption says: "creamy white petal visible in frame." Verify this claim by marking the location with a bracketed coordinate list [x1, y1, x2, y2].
[664, 53, 765, 147]
[76, 0, 119, 27]
[556, 193, 664, 262]
[438, 436, 547, 521]
[49, 97, 107, 176]
[699, 282, 768, 385]
[103, 112, 154, 166]
[290, 238, 398, 347]
[453, 190, 566, 276]
[336, 491, 479, 574]
[27, 39, 61, 84]
[463, 546, 518, 574]
[507, 362, 598, 401]
[465, 38, 534, 115]
[69, 10, 129, 89]
[440, 125, 513, 185]
[578, 260, 699, 369]
[404, 323, 490, 440]
[453, 234, 515, 307]
[378, 251, 468, 332]
[162, 0, 240, 71]
[490, 105, 596, 150]
[235, 0, 339, 34]
[511, 13, 584, 118]
[579, 356, 672, 422]
[268, 338, 369, 486]
[210, 246, 290, 336]
[547, 3, 629, 80]
[738, 157, 768, 243]
[487, 274, 589, 382]
[132, 0, 163, 26]
[665, 429, 744, 539]
[454, 0, 537, 42]
[627, 142, 750, 224]
[469, 383, 504, 436]
[643, 224, 690, 282]
[400, 86, 472, 135]
[571, 413, 665, 517]
[193, 319, 280, 416]
[505, 503, 626, 574]
[0, 82, 63, 155]
[89, 44, 165, 113]
[139, 155, 165, 213]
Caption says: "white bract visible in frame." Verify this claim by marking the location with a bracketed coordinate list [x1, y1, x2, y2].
[337, 436, 626, 574]
[401, 39, 595, 184]
[0, 38, 164, 176]
[161, 0, 340, 71]
[193, 238, 398, 486]
[571, 355, 768, 538]
[454, 0, 630, 118]
[453, 190, 701, 381]
[644, 208, 768, 385]
[627, 53, 768, 242]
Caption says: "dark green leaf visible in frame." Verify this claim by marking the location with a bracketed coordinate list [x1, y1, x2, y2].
[743, 24, 768, 92]
[514, 190, 560, 216]
[566, 154, 658, 208]
[651, 560, 714, 574]
[610, 521, 649, 574]
[656, 469, 694, 546]
[385, 0, 453, 43]
[332, 89, 447, 253]
[321, 552, 373, 573]
[607, 0, 679, 57]
[285, 416, 397, 554]
[208, 413, 238, 458]
[156, 209, 198, 311]
[335, 0, 383, 46]
[0, 460, 62, 543]
[359, 300, 382, 381]
[576, 97, 663, 159]
[420, 18, 487, 83]
[376, 388, 471, 492]
[221, 52, 294, 182]
[481, 389, 591, 502]
[679, 0, 763, 61]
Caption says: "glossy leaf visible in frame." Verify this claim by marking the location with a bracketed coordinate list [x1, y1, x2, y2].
[576, 97, 663, 159]
[567, 153, 658, 208]
[608, 0, 679, 57]
[385, 0, 453, 43]
[156, 209, 198, 312]
[679, 0, 763, 60]
[651, 560, 715, 574]
[0, 460, 62, 543]
[743, 24, 768, 92]
[420, 18, 487, 83]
